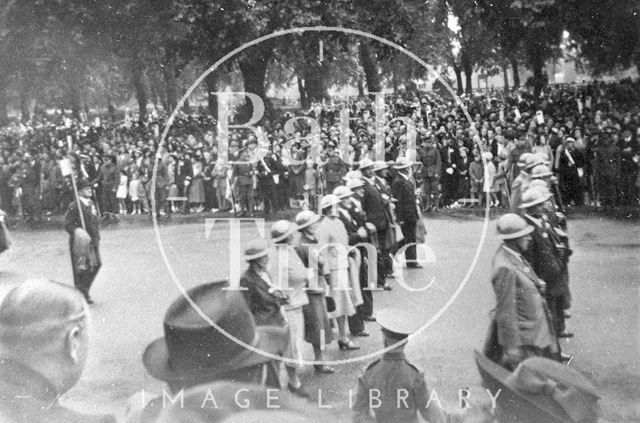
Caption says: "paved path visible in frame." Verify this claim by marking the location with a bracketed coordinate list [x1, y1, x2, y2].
[0, 214, 638, 421]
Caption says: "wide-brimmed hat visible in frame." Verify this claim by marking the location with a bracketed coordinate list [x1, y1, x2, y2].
[393, 156, 414, 170]
[358, 157, 375, 170]
[143, 281, 288, 384]
[474, 350, 599, 423]
[242, 239, 271, 261]
[295, 210, 321, 231]
[320, 194, 341, 209]
[343, 170, 363, 182]
[531, 164, 553, 179]
[524, 154, 546, 170]
[346, 178, 365, 190]
[156, 381, 329, 423]
[333, 185, 353, 199]
[373, 161, 390, 172]
[518, 187, 553, 209]
[270, 220, 295, 244]
[496, 213, 534, 240]
[517, 153, 533, 169]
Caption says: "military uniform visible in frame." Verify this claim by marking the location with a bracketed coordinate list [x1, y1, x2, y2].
[233, 162, 255, 215]
[64, 196, 101, 301]
[353, 305, 450, 423]
[419, 145, 442, 210]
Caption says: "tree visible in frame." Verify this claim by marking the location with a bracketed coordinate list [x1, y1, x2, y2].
[564, 0, 640, 75]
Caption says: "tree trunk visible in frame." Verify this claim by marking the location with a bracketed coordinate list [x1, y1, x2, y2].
[107, 95, 116, 122]
[0, 72, 8, 126]
[463, 63, 473, 94]
[205, 72, 218, 118]
[303, 65, 327, 105]
[359, 42, 381, 95]
[19, 73, 31, 122]
[238, 47, 272, 120]
[510, 57, 520, 88]
[453, 63, 463, 95]
[526, 38, 546, 102]
[131, 56, 148, 121]
[163, 59, 178, 113]
[502, 61, 510, 94]
[297, 75, 308, 109]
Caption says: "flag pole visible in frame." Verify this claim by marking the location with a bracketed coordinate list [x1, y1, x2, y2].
[69, 163, 86, 231]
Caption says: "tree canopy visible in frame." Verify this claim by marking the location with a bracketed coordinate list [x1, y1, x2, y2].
[0, 0, 638, 124]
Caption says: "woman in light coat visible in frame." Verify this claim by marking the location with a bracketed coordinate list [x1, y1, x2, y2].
[316, 194, 359, 350]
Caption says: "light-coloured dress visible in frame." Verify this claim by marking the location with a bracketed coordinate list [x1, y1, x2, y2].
[316, 215, 356, 319]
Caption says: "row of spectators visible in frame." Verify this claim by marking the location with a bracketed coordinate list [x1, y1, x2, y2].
[1, 78, 639, 220]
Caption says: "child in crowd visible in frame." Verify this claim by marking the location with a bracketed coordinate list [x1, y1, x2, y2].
[116, 170, 128, 214]
[468, 152, 484, 206]
[129, 172, 141, 214]
[482, 152, 498, 207]
[494, 152, 510, 208]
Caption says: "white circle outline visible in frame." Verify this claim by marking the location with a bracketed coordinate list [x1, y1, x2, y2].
[151, 25, 490, 366]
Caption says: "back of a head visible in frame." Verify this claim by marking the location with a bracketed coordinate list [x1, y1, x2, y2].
[0, 279, 87, 359]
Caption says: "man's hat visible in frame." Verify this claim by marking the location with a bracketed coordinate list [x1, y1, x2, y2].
[77, 179, 93, 190]
[496, 213, 534, 240]
[270, 220, 295, 244]
[342, 170, 362, 182]
[143, 282, 288, 384]
[333, 185, 353, 199]
[518, 187, 553, 209]
[295, 210, 321, 231]
[524, 154, 546, 170]
[517, 153, 533, 169]
[346, 178, 364, 190]
[373, 161, 389, 172]
[156, 381, 329, 423]
[376, 308, 422, 340]
[358, 157, 375, 170]
[242, 239, 271, 261]
[474, 351, 600, 423]
[531, 164, 554, 179]
[320, 194, 341, 209]
[392, 156, 414, 170]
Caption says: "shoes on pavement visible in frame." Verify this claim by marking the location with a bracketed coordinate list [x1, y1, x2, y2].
[558, 330, 574, 338]
[85, 296, 94, 305]
[362, 315, 376, 322]
[564, 310, 571, 318]
[353, 331, 370, 337]
[560, 352, 573, 362]
[338, 339, 360, 350]
[314, 365, 336, 374]
[383, 285, 392, 291]
[288, 383, 312, 399]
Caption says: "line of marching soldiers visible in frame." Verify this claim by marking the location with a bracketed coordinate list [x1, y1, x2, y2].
[498, 151, 575, 364]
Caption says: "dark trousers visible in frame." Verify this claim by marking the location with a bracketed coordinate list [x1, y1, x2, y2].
[546, 294, 566, 334]
[376, 228, 390, 286]
[259, 181, 276, 216]
[351, 249, 374, 330]
[399, 219, 417, 263]
[70, 245, 102, 298]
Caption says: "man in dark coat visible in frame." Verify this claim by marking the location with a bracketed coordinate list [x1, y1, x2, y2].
[64, 180, 101, 304]
[360, 158, 391, 289]
[0, 279, 115, 423]
[97, 155, 118, 214]
[519, 187, 572, 342]
[391, 157, 420, 267]
[439, 136, 460, 207]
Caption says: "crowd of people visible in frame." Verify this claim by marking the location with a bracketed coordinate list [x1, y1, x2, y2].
[1, 78, 639, 222]
[0, 144, 602, 423]
[0, 78, 628, 423]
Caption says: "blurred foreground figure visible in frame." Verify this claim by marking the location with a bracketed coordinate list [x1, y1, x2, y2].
[155, 381, 330, 423]
[353, 308, 463, 423]
[0, 279, 115, 423]
[475, 352, 600, 423]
